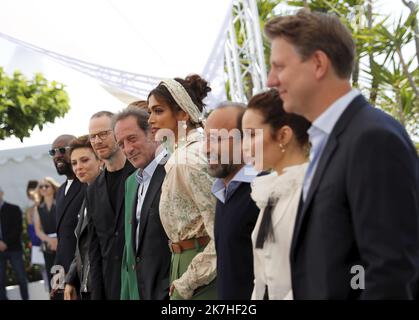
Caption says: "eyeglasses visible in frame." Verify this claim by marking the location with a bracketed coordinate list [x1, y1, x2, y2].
[39, 185, 51, 190]
[89, 130, 113, 142]
[48, 146, 70, 157]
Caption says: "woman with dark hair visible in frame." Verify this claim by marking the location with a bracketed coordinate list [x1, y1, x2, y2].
[242, 88, 310, 300]
[148, 74, 217, 300]
[64, 135, 102, 300]
[33, 177, 60, 292]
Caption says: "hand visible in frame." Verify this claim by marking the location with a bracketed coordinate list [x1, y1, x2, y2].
[169, 283, 175, 297]
[64, 284, 78, 300]
[47, 238, 58, 251]
[0, 241, 8, 252]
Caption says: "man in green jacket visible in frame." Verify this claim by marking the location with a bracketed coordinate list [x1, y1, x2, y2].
[113, 107, 171, 300]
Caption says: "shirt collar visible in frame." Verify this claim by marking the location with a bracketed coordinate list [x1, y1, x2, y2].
[311, 88, 360, 135]
[135, 148, 167, 183]
[230, 164, 258, 184]
[211, 164, 258, 203]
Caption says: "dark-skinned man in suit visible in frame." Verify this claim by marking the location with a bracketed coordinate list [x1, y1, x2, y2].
[50, 134, 86, 299]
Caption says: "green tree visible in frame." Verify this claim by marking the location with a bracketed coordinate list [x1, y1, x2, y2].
[0, 67, 70, 141]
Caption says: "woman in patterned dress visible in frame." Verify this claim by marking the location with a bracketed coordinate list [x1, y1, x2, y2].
[147, 74, 217, 300]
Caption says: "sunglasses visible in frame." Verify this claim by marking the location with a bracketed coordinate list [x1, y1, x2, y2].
[48, 146, 70, 157]
[39, 185, 51, 189]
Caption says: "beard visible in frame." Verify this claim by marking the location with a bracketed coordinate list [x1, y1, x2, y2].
[95, 144, 118, 161]
[54, 160, 73, 176]
[207, 163, 240, 179]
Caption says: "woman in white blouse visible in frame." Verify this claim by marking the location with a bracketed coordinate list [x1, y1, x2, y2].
[242, 89, 311, 300]
[147, 74, 217, 300]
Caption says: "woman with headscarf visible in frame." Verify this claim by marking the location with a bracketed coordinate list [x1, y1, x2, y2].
[148, 74, 217, 300]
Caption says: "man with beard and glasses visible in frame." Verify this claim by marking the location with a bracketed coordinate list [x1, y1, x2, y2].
[203, 104, 260, 300]
[49, 135, 86, 299]
[87, 111, 135, 300]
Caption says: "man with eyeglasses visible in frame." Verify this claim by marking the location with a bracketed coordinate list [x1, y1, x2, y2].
[49, 134, 86, 299]
[86, 111, 135, 300]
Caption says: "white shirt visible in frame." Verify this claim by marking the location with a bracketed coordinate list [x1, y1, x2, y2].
[64, 179, 73, 196]
[251, 163, 308, 300]
[211, 165, 258, 204]
[302, 89, 360, 200]
[135, 149, 167, 251]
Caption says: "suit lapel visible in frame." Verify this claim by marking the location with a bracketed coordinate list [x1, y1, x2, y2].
[55, 184, 65, 227]
[94, 171, 115, 232]
[113, 161, 134, 233]
[136, 162, 166, 254]
[57, 179, 82, 229]
[291, 95, 369, 256]
[80, 200, 89, 235]
[74, 199, 85, 239]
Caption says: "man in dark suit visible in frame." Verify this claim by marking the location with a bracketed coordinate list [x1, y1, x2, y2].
[204, 104, 259, 300]
[264, 10, 419, 299]
[87, 111, 135, 300]
[50, 135, 86, 298]
[0, 187, 29, 300]
[114, 107, 171, 300]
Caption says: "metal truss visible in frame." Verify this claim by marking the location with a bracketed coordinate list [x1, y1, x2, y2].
[1, 0, 267, 104]
[225, 0, 267, 103]
[0, 32, 161, 100]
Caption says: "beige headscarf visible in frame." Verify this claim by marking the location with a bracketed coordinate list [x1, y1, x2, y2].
[161, 79, 203, 124]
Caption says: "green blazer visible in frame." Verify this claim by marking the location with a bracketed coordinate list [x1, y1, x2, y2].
[120, 161, 170, 300]
[120, 172, 140, 300]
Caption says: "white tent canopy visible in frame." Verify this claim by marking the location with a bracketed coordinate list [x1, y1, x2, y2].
[0, 145, 65, 209]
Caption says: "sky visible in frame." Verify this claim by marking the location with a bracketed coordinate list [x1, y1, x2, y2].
[0, 0, 231, 151]
[0, 0, 415, 151]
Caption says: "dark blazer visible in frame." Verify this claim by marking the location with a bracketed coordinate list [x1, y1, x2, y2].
[65, 198, 91, 294]
[0, 202, 23, 251]
[120, 161, 171, 300]
[290, 94, 419, 299]
[214, 182, 259, 300]
[55, 179, 86, 274]
[87, 161, 135, 300]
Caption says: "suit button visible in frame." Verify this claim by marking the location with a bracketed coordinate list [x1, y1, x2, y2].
[115, 255, 119, 260]
[114, 231, 119, 236]
[132, 264, 135, 270]
[136, 257, 140, 263]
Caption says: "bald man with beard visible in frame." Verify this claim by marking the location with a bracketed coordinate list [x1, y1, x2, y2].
[49, 134, 86, 299]
[204, 104, 260, 300]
